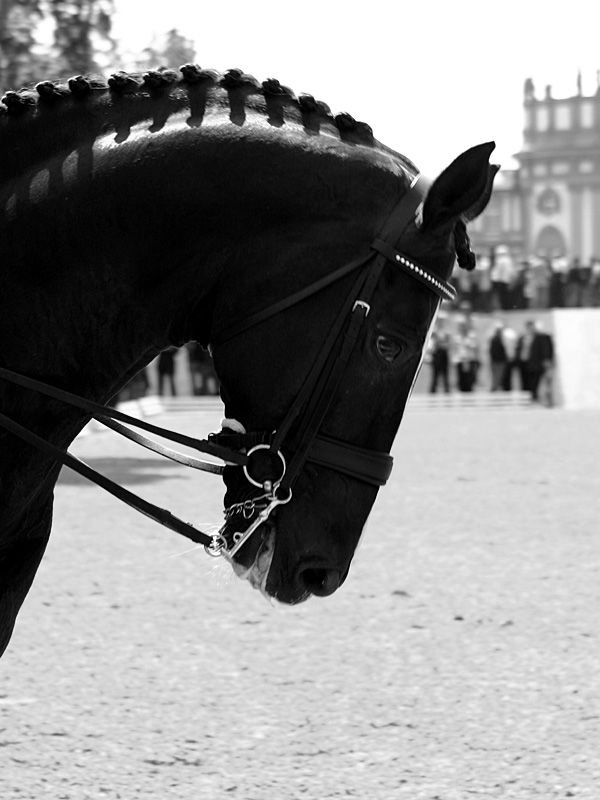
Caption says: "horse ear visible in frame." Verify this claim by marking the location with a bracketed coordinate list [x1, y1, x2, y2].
[421, 142, 499, 230]
[461, 161, 501, 223]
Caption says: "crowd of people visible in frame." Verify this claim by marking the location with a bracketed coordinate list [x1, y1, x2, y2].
[115, 242, 583, 406]
[454, 246, 600, 312]
[118, 317, 557, 407]
[427, 313, 556, 406]
[115, 342, 219, 402]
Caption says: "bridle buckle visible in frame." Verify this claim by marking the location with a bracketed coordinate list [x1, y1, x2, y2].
[352, 300, 370, 316]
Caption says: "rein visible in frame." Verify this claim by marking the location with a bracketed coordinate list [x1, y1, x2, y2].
[0, 174, 456, 560]
[0, 368, 239, 549]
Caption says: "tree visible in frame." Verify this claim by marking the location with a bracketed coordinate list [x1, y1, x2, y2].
[0, 0, 44, 89]
[137, 28, 196, 72]
[49, 0, 115, 76]
[0, 0, 115, 91]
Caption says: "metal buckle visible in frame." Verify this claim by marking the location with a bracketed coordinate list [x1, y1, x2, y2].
[352, 300, 370, 316]
[204, 533, 227, 558]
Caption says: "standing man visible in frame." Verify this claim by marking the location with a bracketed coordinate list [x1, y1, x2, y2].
[517, 321, 555, 404]
[528, 322, 555, 406]
[491, 245, 516, 310]
[428, 316, 451, 393]
[515, 320, 535, 392]
[158, 347, 178, 396]
[452, 317, 480, 392]
[489, 321, 508, 392]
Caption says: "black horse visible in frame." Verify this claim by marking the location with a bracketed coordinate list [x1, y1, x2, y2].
[0, 66, 498, 656]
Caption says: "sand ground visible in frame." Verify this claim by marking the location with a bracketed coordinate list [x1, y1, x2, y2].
[1, 405, 599, 799]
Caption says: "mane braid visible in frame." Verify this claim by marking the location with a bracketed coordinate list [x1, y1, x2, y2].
[454, 218, 476, 271]
[0, 64, 377, 145]
[142, 69, 179, 91]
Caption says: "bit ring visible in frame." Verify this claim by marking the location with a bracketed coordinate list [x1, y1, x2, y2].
[243, 444, 286, 489]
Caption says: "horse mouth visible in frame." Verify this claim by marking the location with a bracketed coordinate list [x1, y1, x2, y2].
[229, 526, 276, 596]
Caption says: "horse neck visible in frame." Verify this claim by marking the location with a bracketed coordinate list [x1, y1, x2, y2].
[1, 96, 405, 374]
[0, 87, 407, 530]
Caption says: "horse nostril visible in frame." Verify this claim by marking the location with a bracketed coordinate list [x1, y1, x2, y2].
[299, 567, 341, 597]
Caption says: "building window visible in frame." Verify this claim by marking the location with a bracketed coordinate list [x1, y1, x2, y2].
[535, 225, 566, 258]
[551, 161, 570, 175]
[537, 188, 561, 216]
[581, 101, 594, 128]
[536, 106, 549, 131]
[579, 160, 594, 174]
[533, 163, 548, 177]
[554, 103, 571, 130]
[482, 205, 501, 236]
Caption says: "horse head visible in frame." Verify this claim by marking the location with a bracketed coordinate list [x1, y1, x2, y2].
[210, 142, 498, 604]
[0, 66, 498, 655]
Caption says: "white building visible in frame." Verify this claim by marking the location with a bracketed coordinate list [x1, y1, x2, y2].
[470, 74, 600, 263]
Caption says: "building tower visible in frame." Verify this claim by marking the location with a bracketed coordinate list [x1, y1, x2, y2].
[517, 75, 600, 261]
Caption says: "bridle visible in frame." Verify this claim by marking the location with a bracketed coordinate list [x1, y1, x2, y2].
[0, 174, 456, 560]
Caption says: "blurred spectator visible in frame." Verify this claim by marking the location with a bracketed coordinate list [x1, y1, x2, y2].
[529, 321, 555, 406]
[511, 260, 529, 309]
[591, 259, 600, 306]
[490, 245, 516, 310]
[549, 254, 568, 307]
[471, 252, 493, 312]
[501, 322, 518, 391]
[528, 256, 552, 309]
[452, 317, 480, 392]
[428, 316, 451, 393]
[516, 320, 555, 404]
[187, 341, 219, 395]
[158, 346, 177, 396]
[580, 259, 592, 306]
[515, 320, 535, 391]
[489, 321, 508, 391]
[488, 319, 517, 391]
[522, 259, 535, 309]
[566, 257, 585, 307]
[455, 265, 473, 309]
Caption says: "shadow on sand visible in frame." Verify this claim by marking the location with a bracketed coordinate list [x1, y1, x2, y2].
[57, 457, 187, 487]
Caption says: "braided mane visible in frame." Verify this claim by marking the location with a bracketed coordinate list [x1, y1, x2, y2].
[1, 64, 475, 271]
[0, 65, 380, 145]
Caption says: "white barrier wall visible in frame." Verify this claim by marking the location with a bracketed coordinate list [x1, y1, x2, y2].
[553, 309, 600, 410]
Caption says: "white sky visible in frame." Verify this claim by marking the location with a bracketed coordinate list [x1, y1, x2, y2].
[111, 0, 600, 176]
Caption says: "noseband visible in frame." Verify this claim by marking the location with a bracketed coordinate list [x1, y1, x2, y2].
[0, 174, 455, 559]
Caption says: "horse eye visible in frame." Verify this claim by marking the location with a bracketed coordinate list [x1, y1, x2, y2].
[376, 335, 403, 363]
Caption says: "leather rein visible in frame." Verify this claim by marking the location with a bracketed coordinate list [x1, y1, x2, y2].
[0, 175, 456, 559]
